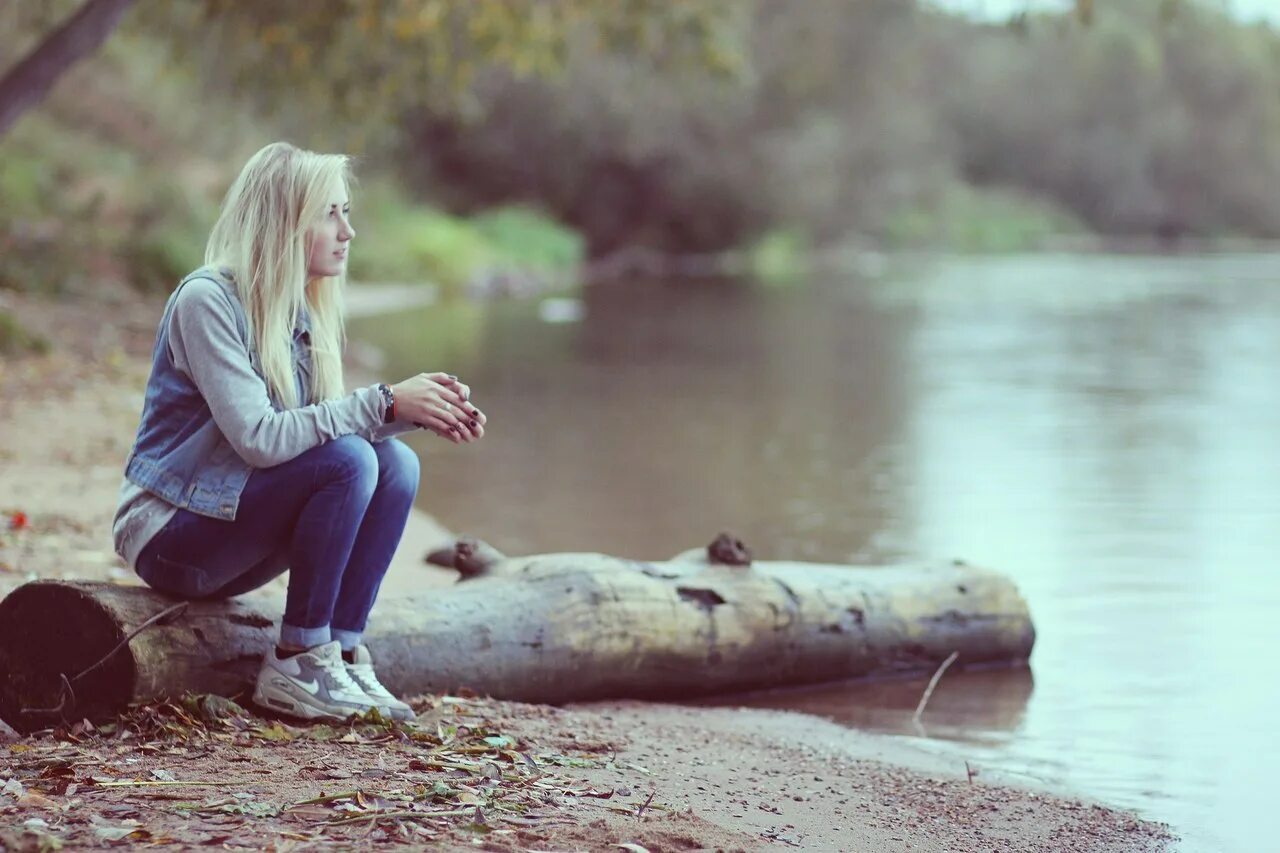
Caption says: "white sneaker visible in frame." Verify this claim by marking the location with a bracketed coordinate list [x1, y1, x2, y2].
[344, 644, 415, 722]
[252, 640, 377, 722]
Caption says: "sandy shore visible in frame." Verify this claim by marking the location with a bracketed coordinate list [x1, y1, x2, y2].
[0, 284, 1175, 851]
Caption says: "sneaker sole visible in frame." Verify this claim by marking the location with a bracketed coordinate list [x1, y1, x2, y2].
[252, 678, 372, 723]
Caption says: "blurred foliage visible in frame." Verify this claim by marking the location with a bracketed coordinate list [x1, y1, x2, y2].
[0, 11, 585, 298]
[0, 309, 49, 356]
[930, 0, 1280, 240]
[126, 0, 746, 154]
[0, 112, 113, 295]
[399, 0, 1280, 256]
[5, 0, 1280, 304]
[399, 0, 926, 257]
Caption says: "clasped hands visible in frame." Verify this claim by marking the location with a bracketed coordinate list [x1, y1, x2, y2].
[389, 372, 487, 444]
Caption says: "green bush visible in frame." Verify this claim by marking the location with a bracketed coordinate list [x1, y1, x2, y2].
[747, 227, 812, 287]
[469, 206, 584, 272]
[348, 185, 583, 293]
[880, 183, 1088, 252]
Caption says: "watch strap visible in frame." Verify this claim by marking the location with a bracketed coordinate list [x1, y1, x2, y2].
[377, 383, 396, 424]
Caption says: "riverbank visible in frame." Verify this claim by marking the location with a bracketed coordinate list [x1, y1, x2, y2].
[0, 283, 1175, 851]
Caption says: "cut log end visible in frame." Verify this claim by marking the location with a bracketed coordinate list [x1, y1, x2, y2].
[0, 581, 136, 733]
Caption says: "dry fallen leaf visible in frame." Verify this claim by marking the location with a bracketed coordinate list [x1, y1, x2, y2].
[18, 790, 61, 810]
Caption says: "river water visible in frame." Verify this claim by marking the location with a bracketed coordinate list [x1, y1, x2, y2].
[351, 253, 1279, 852]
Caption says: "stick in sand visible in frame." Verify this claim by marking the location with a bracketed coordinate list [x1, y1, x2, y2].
[911, 650, 959, 731]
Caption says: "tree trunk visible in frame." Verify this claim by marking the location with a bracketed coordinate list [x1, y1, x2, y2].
[0, 555, 1034, 734]
[0, 0, 137, 139]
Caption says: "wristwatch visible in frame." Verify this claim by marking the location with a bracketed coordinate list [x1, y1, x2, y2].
[376, 383, 396, 423]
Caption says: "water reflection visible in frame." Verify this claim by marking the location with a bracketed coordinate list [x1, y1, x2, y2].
[684, 665, 1035, 744]
[365, 278, 914, 562]
[351, 254, 1280, 852]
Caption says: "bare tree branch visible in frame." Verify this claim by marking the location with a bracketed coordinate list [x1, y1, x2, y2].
[0, 0, 137, 138]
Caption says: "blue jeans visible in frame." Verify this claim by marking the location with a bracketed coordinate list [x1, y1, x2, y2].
[135, 436, 420, 650]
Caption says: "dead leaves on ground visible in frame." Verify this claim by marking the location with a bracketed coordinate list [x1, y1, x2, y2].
[0, 692, 669, 849]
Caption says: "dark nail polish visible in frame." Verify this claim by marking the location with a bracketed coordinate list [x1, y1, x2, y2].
[469, 420, 477, 428]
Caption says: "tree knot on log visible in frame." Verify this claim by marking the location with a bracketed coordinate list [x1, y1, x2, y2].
[708, 532, 752, 567]
[425, 536, 509, 579]
[676, 586, 727, 613]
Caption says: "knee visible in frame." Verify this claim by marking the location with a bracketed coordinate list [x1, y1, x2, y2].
[319, 435, 380, 496]
[376, 438, 420, 501]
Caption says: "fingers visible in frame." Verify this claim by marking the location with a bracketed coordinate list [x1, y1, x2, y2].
[427, 371, 467, 397]
[447, 405, 484, 442]
[434, 381, 486, 425]
[428, 402, 485, 443]
[440, 386, 473, 412]
[415, 372, 486, 441]
[417, 414, 468, 444]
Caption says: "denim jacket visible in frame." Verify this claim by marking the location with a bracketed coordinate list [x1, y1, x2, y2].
[112, 265, 418, 568]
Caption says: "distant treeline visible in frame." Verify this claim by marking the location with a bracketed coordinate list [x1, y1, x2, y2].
[402, 0, 1280, 255]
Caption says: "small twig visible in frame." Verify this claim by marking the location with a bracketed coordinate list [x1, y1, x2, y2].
[90, 779, 255, 788]
[325, 808, 478, 825]
[635, 790, 656, 818]
[290, 790, 361, 807]
[76, 601, 190, 683]
[912, 651, 959, 728]
[21, 672, 75, 717]
[20, 601, 189, 719]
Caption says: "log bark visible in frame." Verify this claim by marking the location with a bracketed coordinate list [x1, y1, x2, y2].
[0, 554, 1034, 734]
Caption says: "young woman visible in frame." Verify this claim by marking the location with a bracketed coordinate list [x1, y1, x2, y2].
[111, 141, 486, 723]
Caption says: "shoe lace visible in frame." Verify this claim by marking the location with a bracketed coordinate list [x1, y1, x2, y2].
[347, 662, 392, 698]
[317, 655, 363, 694]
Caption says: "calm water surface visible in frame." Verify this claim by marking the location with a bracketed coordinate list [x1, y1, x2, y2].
[352, 254, 1280, 852]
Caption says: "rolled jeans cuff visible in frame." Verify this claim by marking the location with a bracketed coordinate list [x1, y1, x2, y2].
[331, 628, 363, 652]
[280, 622, 331, 649]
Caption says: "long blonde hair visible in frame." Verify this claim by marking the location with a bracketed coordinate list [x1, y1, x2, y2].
[204, 141, 352, 409]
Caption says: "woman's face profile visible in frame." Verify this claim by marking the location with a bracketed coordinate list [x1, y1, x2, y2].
[306, 189, 355, 279]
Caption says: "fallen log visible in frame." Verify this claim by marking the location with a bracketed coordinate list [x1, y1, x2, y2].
[0, 549, 1034, 734]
